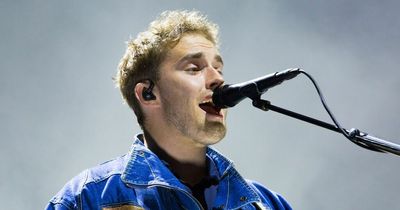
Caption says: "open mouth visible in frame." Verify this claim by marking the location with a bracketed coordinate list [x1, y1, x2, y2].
[199, 101, 222, 116]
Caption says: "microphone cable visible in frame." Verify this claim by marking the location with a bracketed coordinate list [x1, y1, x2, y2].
[298, 70, 382, 152]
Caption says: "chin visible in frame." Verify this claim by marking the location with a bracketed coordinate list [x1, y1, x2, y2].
[203, 122, 227, 145]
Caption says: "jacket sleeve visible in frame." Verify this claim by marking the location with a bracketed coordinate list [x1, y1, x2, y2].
[45, 170, 89, 210]
[45, 202, 74, 210]
[246, 179, 292, 210]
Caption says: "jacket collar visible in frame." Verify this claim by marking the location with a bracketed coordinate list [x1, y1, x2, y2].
[121, 134, 262, 208]
[121, 134, 234, 188]
[121, 134, 186, 190]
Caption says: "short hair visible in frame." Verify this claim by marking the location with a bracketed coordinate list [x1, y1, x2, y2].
[115, 10, 219, 128]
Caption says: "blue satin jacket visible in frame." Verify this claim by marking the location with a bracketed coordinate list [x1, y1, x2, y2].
[46, 134, 291, 210]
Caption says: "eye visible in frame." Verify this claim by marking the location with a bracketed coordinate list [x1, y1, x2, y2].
[185, 67, 200, 72]
[213, 65, 223, 76]
[184, 67, 199, 75]
[184, 64, 203, 74]
[215, 69, 223, 76]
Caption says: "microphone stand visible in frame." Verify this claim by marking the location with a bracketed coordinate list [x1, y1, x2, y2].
[252, 98, 400, 156]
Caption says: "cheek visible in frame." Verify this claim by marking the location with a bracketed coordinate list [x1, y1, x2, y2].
[170, 76, 204, 94]
[185, 75, 206, 92]
[159, 81, 194, 105]
[158, 72, 206, 103]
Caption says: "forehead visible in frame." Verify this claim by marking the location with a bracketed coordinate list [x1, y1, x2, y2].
[165, 33, 220, 61]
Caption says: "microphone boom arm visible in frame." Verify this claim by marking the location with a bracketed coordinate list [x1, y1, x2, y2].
[252, 98, 400, 156]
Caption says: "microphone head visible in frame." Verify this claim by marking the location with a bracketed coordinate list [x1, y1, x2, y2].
[212, 85, 228, 109]
[212, 68, 302, 109]
[212, 84, 244, 109]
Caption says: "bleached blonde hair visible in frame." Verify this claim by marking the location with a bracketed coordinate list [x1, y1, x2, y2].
[115, 10, 219, 128]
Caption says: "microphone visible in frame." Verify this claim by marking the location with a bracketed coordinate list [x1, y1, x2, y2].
[212, 68, 301, 108]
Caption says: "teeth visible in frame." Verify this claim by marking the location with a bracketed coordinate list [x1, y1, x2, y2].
[200, 100, 213, 104]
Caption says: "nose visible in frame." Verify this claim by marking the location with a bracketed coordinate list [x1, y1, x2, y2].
[205, 67, 224, 90]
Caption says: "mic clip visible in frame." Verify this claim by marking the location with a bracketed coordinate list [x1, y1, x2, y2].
[251, 97, 271, 112]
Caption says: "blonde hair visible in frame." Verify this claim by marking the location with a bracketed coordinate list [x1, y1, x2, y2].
[115, 10, 219, 128]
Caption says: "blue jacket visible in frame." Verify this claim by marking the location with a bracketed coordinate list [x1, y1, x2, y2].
[46, 134, 291, 210]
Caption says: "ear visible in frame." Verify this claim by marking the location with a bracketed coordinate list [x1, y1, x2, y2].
[134, 81, 160, 106]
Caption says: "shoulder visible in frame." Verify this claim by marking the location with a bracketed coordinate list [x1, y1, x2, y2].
[46, 155, 129, 209]
[246, 179, 292, 210]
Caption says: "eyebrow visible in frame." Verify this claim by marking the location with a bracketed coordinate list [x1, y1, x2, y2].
[176, 52, 224, 66]
[178, 52, 204, 64]
[215, 54, 224, 65]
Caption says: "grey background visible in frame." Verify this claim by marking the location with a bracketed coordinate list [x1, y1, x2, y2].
[1, 1, 399, 209]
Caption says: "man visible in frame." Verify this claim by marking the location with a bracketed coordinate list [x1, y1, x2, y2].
[46, 10, 291, 210]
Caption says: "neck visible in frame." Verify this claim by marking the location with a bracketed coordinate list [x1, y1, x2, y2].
[143, 131, 208, 186]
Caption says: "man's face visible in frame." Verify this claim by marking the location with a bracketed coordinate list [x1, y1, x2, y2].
[157, 33, 227, 146]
